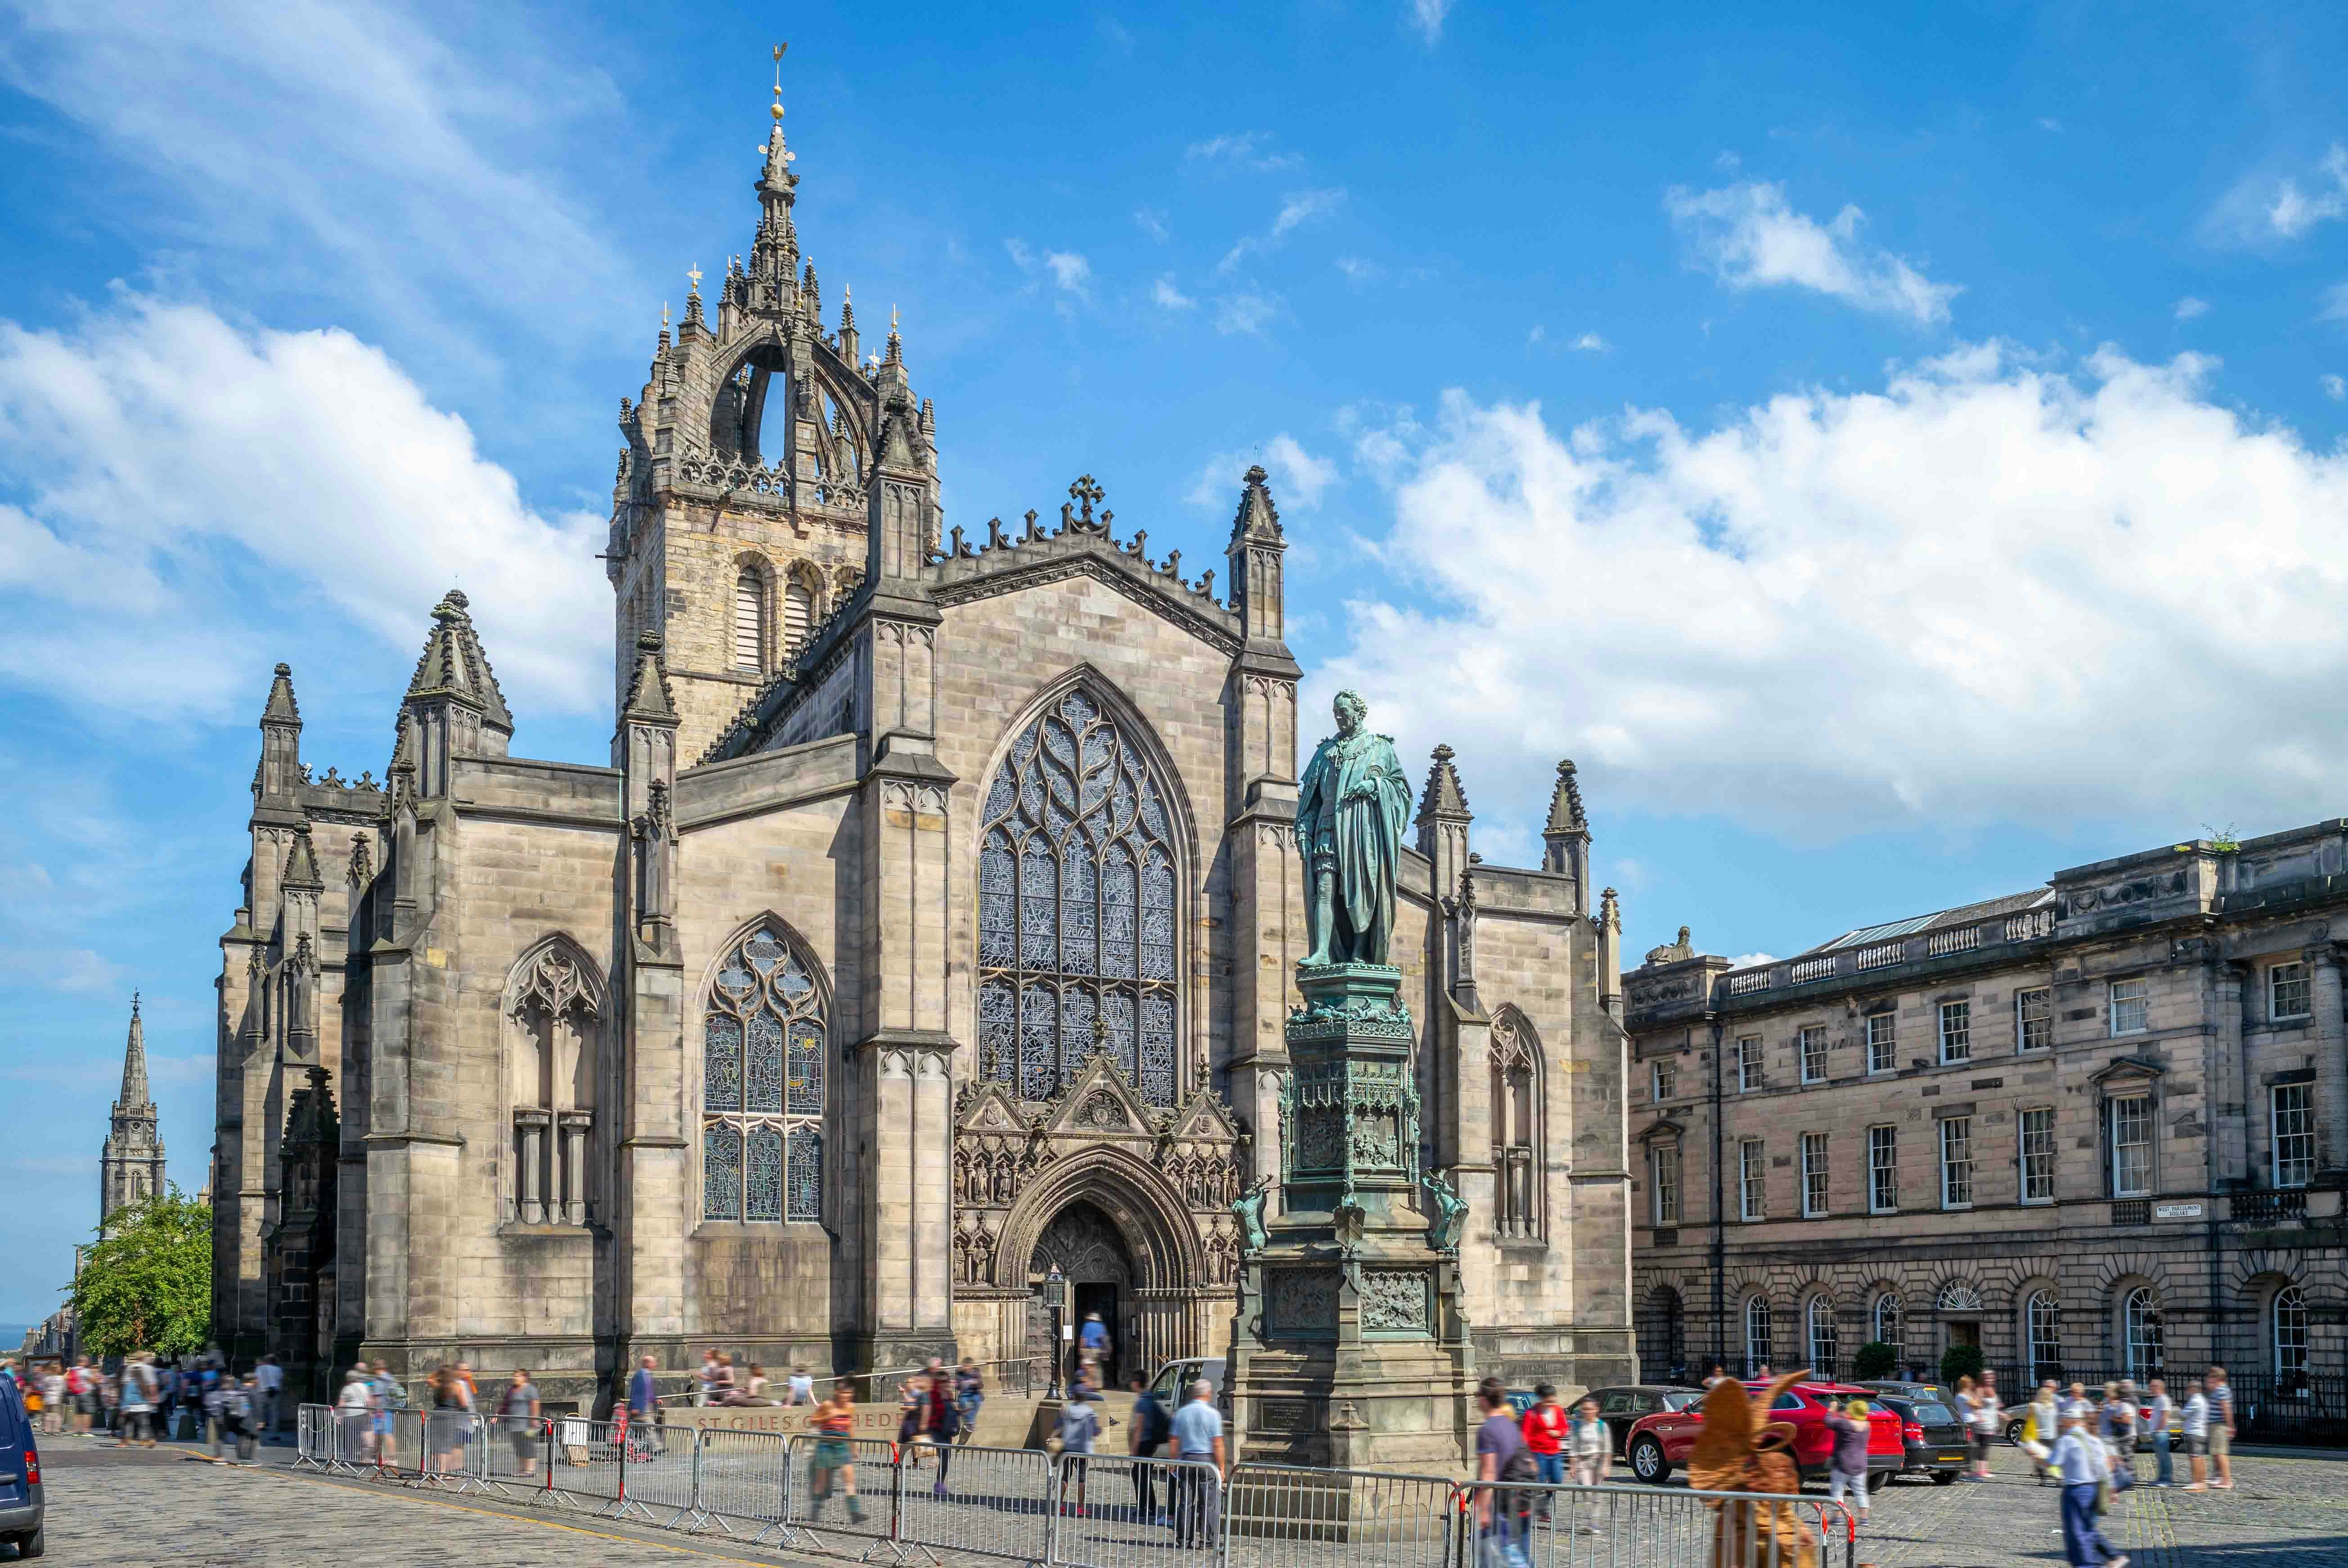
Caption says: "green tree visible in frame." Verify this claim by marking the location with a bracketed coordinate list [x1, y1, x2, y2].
[71, 1188, 211, 1359]
[1853, 1340, 1899, 1380]
[1938, 1342, 1986, 1388]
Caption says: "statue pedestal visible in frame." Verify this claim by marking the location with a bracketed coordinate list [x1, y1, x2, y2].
[1226, 963, 1476, 1472]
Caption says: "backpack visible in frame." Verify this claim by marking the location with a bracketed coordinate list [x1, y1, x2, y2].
[1137, 1394, 1173, 1448]
[1500, 1443, 1539, 1485]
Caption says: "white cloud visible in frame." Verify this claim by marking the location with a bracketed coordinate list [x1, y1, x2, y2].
[1530, 326, 1611, 353]
[0, 0, 635, 355]
[0, 945, 125, 995]
[1666, 181, 1960, 326]
[1005, 242, 1091, 314]
[1726, 953, 1777, 970]
[1339, 257, 1383, 283]
[1215, 292, 1279, 336]
[2325, 374, 2346, 402]
[1408, 0, 1454, 44]
[1220, 189, 1347, 273]
[2207, 146, 2348, 246]
[2321, 282, 2348, 322]
[0, 295, 607, 721]
[1189, 433, 1338, 513]
[1152, 275, 1196, 310]
[1571, 332, 1611, 352]
[2174, 296, 2210, 321]
[1046, 252, 1093, 295]
[2037, 117, 2063, 132]
[1321, 342, 2348, 842]
[1133, 207, 1170, 242]
[1184, 132, 1302, 172]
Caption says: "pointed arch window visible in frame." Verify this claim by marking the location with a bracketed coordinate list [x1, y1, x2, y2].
[507, 941, 605, 1227]
[1490, 1009, 1542, 1238]
[976, 687, 1181, 1106]
[702, 925, 825, 1223]
[733, 568, 766, 671]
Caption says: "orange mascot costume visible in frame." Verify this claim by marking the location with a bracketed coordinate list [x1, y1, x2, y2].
[1686, 1371, 1819, 1568]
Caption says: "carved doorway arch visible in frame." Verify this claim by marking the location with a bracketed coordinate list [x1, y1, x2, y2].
[999, 1149, 1203, 1380]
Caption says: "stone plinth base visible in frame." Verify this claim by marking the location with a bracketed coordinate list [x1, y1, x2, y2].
[1226, 962, 1477, 1473]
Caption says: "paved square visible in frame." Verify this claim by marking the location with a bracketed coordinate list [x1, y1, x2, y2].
[8, 1437, 2344, 1567]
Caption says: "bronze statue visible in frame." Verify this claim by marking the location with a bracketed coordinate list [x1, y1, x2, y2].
[1294, 690, 1411, 967]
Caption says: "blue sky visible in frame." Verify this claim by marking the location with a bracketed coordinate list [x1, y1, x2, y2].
[6, 0, 2348, 1320]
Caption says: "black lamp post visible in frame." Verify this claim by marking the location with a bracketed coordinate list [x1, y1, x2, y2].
[1044, 1265, 1067, 1400]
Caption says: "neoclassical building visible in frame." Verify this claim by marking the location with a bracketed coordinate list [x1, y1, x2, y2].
[208, 78, 1635, 1410]
[1626, 822, 2348, 1430]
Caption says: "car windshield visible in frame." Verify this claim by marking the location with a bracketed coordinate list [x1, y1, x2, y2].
[1912, 1402, 1956, 1424]
[1661, 1392, 1702, 1411]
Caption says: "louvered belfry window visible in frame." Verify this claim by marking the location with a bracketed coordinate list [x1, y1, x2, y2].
[782, 578, 814, 655]
[976, 689, 1181, 1106]
[733, 569, 763, 670]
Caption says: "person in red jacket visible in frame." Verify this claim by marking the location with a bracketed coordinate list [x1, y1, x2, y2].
[1522, 1383, 1569, 1488]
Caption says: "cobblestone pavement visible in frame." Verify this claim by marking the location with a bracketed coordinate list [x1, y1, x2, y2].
[7, 1434, 2346, 1566]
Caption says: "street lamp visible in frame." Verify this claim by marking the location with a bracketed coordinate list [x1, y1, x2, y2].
[1044, 1265, 1067, 1400]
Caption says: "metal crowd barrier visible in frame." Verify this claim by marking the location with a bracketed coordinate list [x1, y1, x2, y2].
[289, 1407, 1859, 1568]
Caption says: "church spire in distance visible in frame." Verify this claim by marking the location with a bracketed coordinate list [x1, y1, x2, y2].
[750, 42, 800, 296]
[117, 991, 152, 1114]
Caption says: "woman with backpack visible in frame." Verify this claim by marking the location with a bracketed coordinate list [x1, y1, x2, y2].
[1823, 1398, 1872, 1531]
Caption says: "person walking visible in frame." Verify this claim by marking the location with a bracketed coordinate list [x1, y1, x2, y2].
[629, 1355, 660, 1423]
[337, 1363, 375, 1461]
[117, 1354, 157, 1448]
[1475, 1377, 1534, 1568]
[2145, 1379, 2174, 1487]
[2097, 1383, 2135, 1493]
[37, 1363, 63, 1437]
[1521, 1384, 1568, 1494]
[1824, 1398, 1872, 1532]
[2179, 1380, 2211, 1491]
[2055, 1412, 2129, 1568]
[2025, 1381, 2061, 1484]
[427, 1364, 472, 1475]
[2063, 1382, 2094, 1425]
[697, 1349, 721, 1407]
[1057, 1386, 1102, 1515]
[229, 1374, 261, 1464]
[1128, 1373, 1172, 1525]
[1077, 1313, 1112, 1385]
[954, 1361, 984, 1446]
[1170, 1379, 1225, 1550]
[369, 1361, 403, 1470]
[254, 1354, 284, 1437]
[808, 1385, 865, 1523]
[1972, 1375, 2002, 1481]
[2204, 1366, 2236, 1490]
[500, 1369, 541, 1478]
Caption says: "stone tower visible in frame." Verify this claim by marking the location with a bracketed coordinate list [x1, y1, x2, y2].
[100, 994, 167, 1232]
[606, 55, 938, 761]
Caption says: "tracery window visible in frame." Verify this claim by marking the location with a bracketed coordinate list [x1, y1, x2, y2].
[977, 688, 1181, 1105]
[1491, 1009, 1541, 1238]
[702, 926, 825, 1223]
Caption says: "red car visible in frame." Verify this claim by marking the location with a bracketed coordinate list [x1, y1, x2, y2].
[1624, 1381, 1906, 1488]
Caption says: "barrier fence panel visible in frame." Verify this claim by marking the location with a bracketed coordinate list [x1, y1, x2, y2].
[624, 1420, 700, 1524]
[693, 1427, 794, 1537]
[418, 1408, 484, 1490]
[480, 1414, 555, 1501]
[1223, 1464, 1457, 1568]
[1458, 1483, 1856, 1568]
[330, 1404, 375, 1477]
[780, 1434, 900, 1555]
[549, 1416, 624, 1510]
[380, 1409, 430, 1481]
[895, 1441, 1053, 1564]
[294, 1404, 329, 1470]
[1048, 1453, 1221, 1568]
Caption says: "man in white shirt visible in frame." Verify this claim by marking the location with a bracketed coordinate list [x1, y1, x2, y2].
[2144, 1379, 2173, 1488]
[2053, 1414, 2128, 1568]
[256, 1355, 286, 1436]
[1169, 1381, 1225, 1549]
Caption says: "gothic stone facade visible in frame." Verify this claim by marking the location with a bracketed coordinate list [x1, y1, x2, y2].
[1625, 822, 2348, 1405]
[209, 95, 1635, 1411]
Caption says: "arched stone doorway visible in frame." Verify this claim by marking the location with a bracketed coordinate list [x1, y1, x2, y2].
[1034, 1201, 1138, 1384]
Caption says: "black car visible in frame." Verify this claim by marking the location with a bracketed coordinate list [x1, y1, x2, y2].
[1581, 1385, 1706, 1460]
[0, 1371, 43, 1557]
[1872, 1393, 1966, 1485]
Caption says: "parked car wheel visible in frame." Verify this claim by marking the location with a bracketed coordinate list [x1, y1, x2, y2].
[2003, 1415, 2029, 1446]
[1931, 1469, 1960, 1485]
[1866, 1472, 1890, 1493]
[12, 1526, 45, 1559]
[1629, 1435, 1670, 1485]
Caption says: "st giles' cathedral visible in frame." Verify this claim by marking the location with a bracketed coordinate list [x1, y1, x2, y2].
[207, 63, 1636, 1425]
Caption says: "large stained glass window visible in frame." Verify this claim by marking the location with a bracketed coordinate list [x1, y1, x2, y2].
[978, 688, 1181, 1105]
[703, 926, 825, 1222]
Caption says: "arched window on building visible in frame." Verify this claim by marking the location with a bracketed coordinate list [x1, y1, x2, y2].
[976, 686, 1182, 1106]
[1872, 1291, 1904, 1357]
[2122, 1286, 2164, 1380]
[2025, 1289, 2062, 1379]
[1807, 1295, 1839, 1377]
[2273, 1284, 2310, 1393]
[507, 939, 605, 1227]
[733, 566, 766, 671]
[1745, 1295, 1775, 1373]
[1490, 1008, 1542, 1239]
[782, 574, 815, 656]
[702, 924, 826, 1223]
